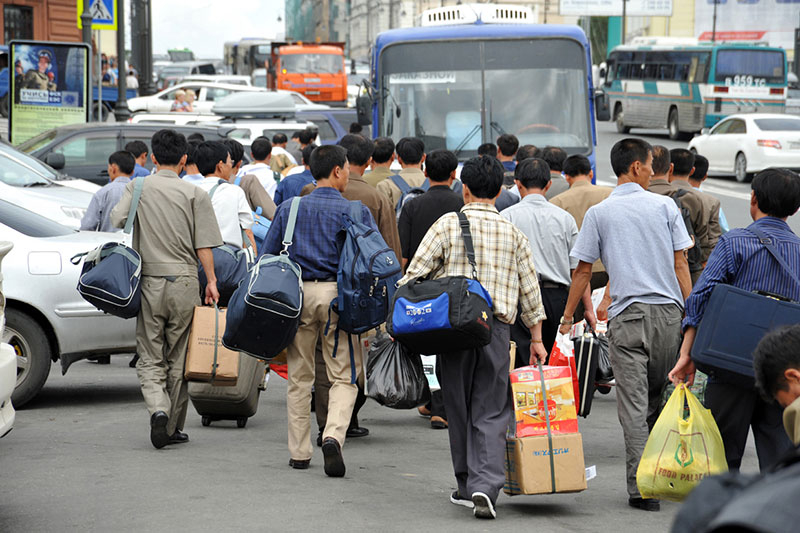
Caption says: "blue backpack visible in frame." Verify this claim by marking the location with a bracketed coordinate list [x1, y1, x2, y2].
[233, 175, 271, 250]
[389, 174, 429, 220]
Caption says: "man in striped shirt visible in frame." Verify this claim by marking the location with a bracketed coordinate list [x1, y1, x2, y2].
[670, 168, 800, 472]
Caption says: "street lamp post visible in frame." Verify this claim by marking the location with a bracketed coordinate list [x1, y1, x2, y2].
[114, 0, 131, 121]
[712, 0, 718, 43]
[621, 0, 627, 45]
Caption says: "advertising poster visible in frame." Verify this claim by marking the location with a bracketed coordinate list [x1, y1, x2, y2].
[694, 0, 800, 51]
[9, 41, 90, 145]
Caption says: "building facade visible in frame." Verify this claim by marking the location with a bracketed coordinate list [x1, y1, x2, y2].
[1, 0, 81, 44]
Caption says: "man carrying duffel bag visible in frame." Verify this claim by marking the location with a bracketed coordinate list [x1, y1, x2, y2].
[398, 155, 547, 520]
[670, 168, 800, 472]
[111, 129, 223, 450]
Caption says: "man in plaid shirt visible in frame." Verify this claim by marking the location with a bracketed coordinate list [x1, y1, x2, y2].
[400, 155, 547, 519]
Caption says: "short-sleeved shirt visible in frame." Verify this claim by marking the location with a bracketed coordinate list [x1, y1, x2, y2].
[110, 169, 223, 277]
[238, 163, 279, 199]
[376, 167, 426, 208]
[80, 176, 131, 232]
[364, 166, 393, 188]
[194, 177, 254, 247]
[570, 182, 692, 319]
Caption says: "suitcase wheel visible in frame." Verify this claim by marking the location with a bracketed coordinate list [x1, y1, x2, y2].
[202, 416, 212, 427]
[237, 418, 247, 428]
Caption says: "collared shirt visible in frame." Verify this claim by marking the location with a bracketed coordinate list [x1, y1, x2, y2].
[545, 173, 570, 200]
[784, 396, 800, 446]
[110, 169, 222, 276]
[80, 175, 131, 232]
[182, 173, 204, 185]
[132, 164, 150, 178]
[235, 173, 276, 220]
[398, 184, 464, 261]
[401, 203, 546, 327]
[683, 216, 800, 330]
[500, 194, 578, 286]
[271, 145, 297, 165]
[343, 172, 402, 260]
[194, 177, 254, 247]
[571, 182, 692, 319]
[649, 178, 711, 263]
[274, 168, 314, 206]
[262, 187, 378, 281]
[501, 161, 516, 173]
[495, 188, 520, 212]
[364, 166, 394, 188]
[376, 167, 426, 208]
[238, 162, 279, 198]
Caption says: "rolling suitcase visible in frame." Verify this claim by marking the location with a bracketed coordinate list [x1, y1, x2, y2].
[571, 328, 601, 418]
[188, 352, 265, 428]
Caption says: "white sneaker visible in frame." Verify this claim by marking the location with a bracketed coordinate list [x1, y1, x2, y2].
[472, 492, 496, 519]
[450, 490, 474, 509]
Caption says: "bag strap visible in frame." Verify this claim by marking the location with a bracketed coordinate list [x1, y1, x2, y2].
[456, 211, 478, 280]
[234, 175, 242, 186]
[749, 227, 800, 287]
[123, 176, 145, 235]
[208, 179, 226, 200]
[281, 196, 301, 254]
[421, 179, 430, 192]
[389, 173, 411, 194]
[348, 200, 362, 223]
[537, 358, 557, 494]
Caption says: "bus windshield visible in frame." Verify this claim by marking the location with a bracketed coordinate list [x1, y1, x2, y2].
[379, 39, 591, 159]
[281, 54, 343, 74]
[714, 49, 785, 85]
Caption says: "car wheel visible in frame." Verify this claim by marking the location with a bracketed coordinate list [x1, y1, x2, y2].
[668, 108, 681, 140]
[3, 309, 51, 407]
[734, 152, 751, 183]
[615, 105, 630, 134]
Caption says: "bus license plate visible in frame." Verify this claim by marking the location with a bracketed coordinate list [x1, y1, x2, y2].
[305, 78, 321, 83]
[790, 142, 800, 150]
[306, 91, 320, 95]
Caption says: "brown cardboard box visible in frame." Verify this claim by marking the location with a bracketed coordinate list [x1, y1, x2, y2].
[185, 306, 239, 386]
[504, 432, 587, 495]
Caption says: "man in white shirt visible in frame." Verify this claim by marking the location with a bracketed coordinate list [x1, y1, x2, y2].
[180, 140, 204, 185]
[238, 137, 281, 199]
[194, 141, 255, 249]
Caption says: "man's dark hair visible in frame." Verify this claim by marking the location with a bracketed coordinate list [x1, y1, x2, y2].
[460, 155, 503, 199]
[298, 129, 315, 145]
[754, 324, 800, 399]
[195, 141, 230, 176]
[396, 137, 425, 165]
[540, 146, 567, 172]
[478, 143, 497, 157]
[187, 132, 205, 143]
[496, 134, 519, 157]
[690, 155, 709, 183]
[338, 133, 374, 166]
[310, 145, 347, 181]
[109, 151, 136, 175]
[222, 139, 245, 167]
[291, 131, 301, 140]
[516, 144, 540, 161]
[563, 155, 592, 178]
[670, 148, 696, 176]
[272, 133, 288, 144]
[425, 150, 458, 182]
[185, 139, 201, 167]
[372, 137, 395, 164]
[251, 137, 272, 161]
[752, 168, 800, 218]
[515, 158, 551, 190]
[301, 144, 315, 166]
[610, 138, 653, 177]
[151, 129, 188, 166]
[124, 140, 148, 159]
[651, 145, 672, 176]
[349, 122, 363, 134]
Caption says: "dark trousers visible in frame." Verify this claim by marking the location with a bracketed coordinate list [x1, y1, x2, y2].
[705, 381, 793, 472]
[511, 284, 568, 368]
[426, 355, 447, 419]
[440, 319, 511, 504]
[314, 337, 365, 432]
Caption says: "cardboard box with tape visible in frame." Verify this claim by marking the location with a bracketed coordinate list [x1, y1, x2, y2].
[185, 306, 239, 386]
[504, 432, 587, 495]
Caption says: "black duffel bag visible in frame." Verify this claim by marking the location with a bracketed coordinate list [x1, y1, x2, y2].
[198, 243, 250, 307]
[387, 212, 493, 354]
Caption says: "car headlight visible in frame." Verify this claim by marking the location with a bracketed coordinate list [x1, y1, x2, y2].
[61, 206, 87, 219]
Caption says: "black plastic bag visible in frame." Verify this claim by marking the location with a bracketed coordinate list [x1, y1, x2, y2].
[366, 332, 431, 409]
[595, 332, 613, 383]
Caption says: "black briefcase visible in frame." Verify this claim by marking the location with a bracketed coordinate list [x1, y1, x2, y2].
[572, 329, 602, 417]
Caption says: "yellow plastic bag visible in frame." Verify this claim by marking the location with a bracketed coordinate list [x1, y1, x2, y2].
[636, 384, 728, 501]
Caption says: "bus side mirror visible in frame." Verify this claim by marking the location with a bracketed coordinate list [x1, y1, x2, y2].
[356, 95, 372, 126]
[595, 91, 611, 122]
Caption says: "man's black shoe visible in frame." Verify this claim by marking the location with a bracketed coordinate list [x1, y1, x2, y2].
[346, 426, 369, 438]
[150, 411, 170, 449]
[628, 497, 660, 512]
[169, 430, 189, 444]
[317, 430, 323, 447]
[321, 437, 346, 477]
[289, 458, 310, 470]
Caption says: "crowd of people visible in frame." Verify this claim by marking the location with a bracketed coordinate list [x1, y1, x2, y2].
[78, 127, 800, 520]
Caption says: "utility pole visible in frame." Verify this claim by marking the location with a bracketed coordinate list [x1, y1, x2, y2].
[621, 0, 627, 45]
[711, 0, 718, 43]
[115, 0, 131, 121]
[81, 3, 93, 120]
[131, 0, 154, 96]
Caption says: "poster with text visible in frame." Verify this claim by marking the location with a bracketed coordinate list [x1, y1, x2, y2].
[9, 41, 90, 145]
[694, 0, 800, 51]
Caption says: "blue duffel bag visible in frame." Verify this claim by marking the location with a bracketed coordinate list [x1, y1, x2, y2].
[72, 176, 145, 319]
[198, 243, 250, 307]
[223, 196, 303, 361]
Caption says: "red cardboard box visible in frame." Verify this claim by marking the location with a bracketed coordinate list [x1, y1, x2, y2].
[510, 365, 578, 437]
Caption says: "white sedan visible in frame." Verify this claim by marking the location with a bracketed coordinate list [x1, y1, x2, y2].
[127, 81, 264, 114]
[0, 241, 15, 438]
[688, 113, 800, 182]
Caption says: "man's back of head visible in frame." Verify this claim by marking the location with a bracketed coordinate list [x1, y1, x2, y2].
[752, 168, 800, 219]
[272, 133, 288, 147]
[301, 144, 315, 168]
[396, 137, 425, 166]
[651, 145, 672, 178]
[496, 134, 519, 160]
[338, 133, 374, 169]
[461, 155, 503, 200]
[309, 145, 348, 182]
[541, 146, 567, 172]
[251, 137, 272, 162]
[151, 129, 188, 168]
[125, 140, 148, 160]
[195, 141, 230, 177]
[689, 155, 709, 186]
[515, 158, 551, 191]
[670, 148, 695, 179]
[563, 155, 593, 182]
[222, 138, 245, 169]
[478, 143, 497, 158]
[516, 144, 540, 162]
[372, 137, 395, 166]
[109, 150, 136, 178]
[610, 138, 653, 179]
[425, 150, 458, 182]
[298, 129, 315, 146]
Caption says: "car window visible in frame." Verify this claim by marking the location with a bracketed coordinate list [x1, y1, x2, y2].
[52, 134, 119, 166]
[0, 153, 51, 186]
[0, 199, 73, 237]
[753, 118, 800, 131]
[728, 119, 747, 134]
[290, 94, 305, 104]
[0, 142, 59, 180]
[711, 120, 732, 135]
[310, 120, 337, 142]
[205, 87, 232, 102]
[17, 129, 59, 153]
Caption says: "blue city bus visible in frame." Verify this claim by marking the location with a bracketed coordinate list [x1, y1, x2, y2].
[357, 5, 598, 169]
[600, 39, 788, 140]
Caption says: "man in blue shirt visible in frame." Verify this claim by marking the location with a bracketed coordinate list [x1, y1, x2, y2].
[670, 168, 800, 472]
[273, 144, 315, 206]
[80, 151, 134, 232]
[496, 134, 518, 187]
[262, 145, 378, 478]
[125, 140, 151, 178]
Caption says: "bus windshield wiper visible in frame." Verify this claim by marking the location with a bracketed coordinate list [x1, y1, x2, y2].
[453, 125, 481, 157]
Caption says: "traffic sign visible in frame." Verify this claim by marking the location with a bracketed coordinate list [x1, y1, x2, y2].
[77, 0, 118, 31]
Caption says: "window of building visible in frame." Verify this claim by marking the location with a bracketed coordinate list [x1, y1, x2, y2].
[4, 5, 34, 44]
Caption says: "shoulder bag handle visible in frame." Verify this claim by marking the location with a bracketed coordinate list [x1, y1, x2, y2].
[281, 196, 301, 255]
[389, 173, 411, 194]
[749, 227, 800, 287]
[123, 176, 145, 235]
[456, 211, 478, 280]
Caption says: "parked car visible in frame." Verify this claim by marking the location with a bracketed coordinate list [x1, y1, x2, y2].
[0, 200, 137, 406]
[688, 113, 800, 182]
[127, 81, 264, 114]
[297, 109, 370, 144]
[181, 74, 252, 86]
[18, 123, 239, 186]
[0, 240, 15, 437]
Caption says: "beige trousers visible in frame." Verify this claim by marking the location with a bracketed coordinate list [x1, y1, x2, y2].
[286, 281, 362, 460]
[136, 275, 199, 435]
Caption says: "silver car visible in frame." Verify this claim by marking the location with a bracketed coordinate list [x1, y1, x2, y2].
[0, 200, 136, 406]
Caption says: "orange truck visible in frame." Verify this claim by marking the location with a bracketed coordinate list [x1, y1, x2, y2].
[266, 42, 347, 106]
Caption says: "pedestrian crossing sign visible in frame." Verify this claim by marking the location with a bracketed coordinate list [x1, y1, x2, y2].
[77, 0, 117, 31]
